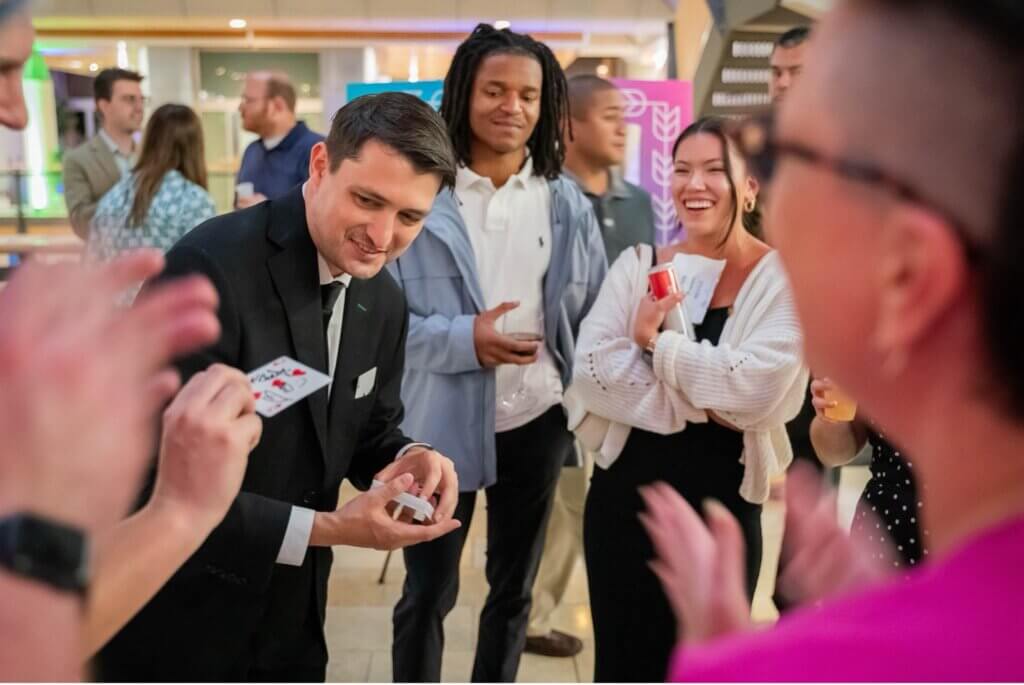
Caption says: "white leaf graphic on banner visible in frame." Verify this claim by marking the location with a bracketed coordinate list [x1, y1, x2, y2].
[620, 88, 649, 118]
[652, 195, 678, 240]
[653, 106, 681, 143]
[651, 149, 673, 187]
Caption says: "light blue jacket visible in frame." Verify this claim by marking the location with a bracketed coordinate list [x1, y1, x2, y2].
[388, 176, 608, 491]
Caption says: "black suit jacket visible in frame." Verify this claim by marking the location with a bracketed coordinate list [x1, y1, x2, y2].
[100, 186, 413, 679]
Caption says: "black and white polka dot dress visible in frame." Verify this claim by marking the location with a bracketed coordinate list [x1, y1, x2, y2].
[850, 429, 927, 568]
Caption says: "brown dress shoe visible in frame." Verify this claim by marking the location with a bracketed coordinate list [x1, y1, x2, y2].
[524, 629, 584, 658]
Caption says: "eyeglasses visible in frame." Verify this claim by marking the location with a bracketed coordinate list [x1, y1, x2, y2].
[730, 111, 987, 264]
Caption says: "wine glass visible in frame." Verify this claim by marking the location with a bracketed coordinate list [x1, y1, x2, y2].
[498, 307, 544, 413]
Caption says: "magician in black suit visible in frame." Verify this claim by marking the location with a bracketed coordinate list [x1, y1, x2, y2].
[100, 93, 461, 682]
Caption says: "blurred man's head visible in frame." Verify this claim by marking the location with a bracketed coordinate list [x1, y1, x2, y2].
[94, 68, 144, 135]
[304, 93, 456, 280]
[0, 0, 33, 130]
[238, 71, 297, 138]
[566, 75, 627, 170]
[765, 0, 1024, 426]
[769, 26, 811, 104]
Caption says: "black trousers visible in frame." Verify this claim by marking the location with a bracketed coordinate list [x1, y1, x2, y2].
[392, 406, 573, 682]
[583, 425, 762, 683]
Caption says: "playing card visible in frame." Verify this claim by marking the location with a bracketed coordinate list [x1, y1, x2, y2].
[247, 356, 331, 418]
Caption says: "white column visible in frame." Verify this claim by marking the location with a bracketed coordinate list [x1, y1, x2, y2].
[143, 47, 197, 109]
[319, 48, 367, 121]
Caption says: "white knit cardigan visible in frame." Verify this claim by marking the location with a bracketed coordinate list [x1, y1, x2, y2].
[564, 245, 808, 504]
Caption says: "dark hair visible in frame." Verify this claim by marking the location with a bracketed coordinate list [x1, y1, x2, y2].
[567, 74, 618, 121]
[265, 73, 297, 112]
[326, 92, 456, 191]
[129, 104, 206, 227]
[774, 26, 811, 50]
[441, 23, 568, 180]
[671, 116, 761, 246]
[94, 68, 143, 103]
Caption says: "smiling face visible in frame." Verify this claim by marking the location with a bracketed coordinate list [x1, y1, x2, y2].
[671, 130, 756, 244]
[468, 52, 543, 157]
[305, 138, 442, 279]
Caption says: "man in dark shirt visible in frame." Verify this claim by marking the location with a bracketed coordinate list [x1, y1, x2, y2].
[235, 71, 323, 207]
[562, 75, 655, 261]
[525, 74, 655, 659]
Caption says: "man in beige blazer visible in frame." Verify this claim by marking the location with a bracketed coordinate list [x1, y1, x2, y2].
[62, 68, 143, 238]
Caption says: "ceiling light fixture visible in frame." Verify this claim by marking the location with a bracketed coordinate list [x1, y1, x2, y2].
[229, 18, 247, 29]
[494, 20, 511, 30]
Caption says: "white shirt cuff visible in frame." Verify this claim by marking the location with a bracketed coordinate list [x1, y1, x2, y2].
[275, 506, 315, 566]
[395, 442, 432, 460]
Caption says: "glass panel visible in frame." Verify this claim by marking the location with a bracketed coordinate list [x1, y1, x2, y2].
[198, 51, 320, 99]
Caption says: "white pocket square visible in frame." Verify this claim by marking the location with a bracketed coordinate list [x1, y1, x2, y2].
[355, 367, 377, 399]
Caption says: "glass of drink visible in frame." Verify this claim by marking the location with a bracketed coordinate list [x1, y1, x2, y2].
[498, 307, 544, 413]
[824, 384, 858, 422]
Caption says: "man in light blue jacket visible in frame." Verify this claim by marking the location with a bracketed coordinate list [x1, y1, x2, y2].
[387, 24, 607, 683]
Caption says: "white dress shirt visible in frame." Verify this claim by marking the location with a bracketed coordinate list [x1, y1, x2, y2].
[98, 128, 136, 177]
[456, 158, 563, 433]
[276, 251, 428, 566]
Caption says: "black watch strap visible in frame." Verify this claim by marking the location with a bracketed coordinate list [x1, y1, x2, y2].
[0, 513, 90, 595]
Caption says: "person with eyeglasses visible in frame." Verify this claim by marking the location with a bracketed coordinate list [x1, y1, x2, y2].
[568, 115, 807, 682]
[642, 0, 1024, 679]
[62, 67, 145, 239]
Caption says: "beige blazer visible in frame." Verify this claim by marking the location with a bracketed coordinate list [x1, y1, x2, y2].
[62, 135, 123, 239]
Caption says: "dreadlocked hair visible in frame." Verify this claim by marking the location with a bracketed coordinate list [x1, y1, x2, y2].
[440, 23, 568, 180]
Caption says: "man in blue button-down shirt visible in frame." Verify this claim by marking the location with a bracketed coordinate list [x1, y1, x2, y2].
[236, 71, 324, 208]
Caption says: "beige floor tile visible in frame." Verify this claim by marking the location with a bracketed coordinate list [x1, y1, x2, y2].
[328, 568, 403, 607]
[326, 650, 372, 682]
[752, 502, 785, 623]
[326, 604, 477, 665]
[440, 650, 477, 683]
[367, 650, 391, 682]
[518, 651, 579, 683]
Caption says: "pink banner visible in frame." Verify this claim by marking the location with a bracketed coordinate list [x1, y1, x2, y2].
[613, 79, 694, 245]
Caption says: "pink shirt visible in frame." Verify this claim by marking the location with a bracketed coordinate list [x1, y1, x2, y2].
[670, 515, 1024, 681]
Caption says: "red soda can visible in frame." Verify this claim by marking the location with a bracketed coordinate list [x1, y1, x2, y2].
[647, 263, 691, 337]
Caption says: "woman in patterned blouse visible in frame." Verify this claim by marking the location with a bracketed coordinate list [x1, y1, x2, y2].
[87, 104, 216, 269]
[808, 377, 926, 568]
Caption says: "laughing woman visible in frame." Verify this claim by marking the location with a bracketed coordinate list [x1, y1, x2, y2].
[566, 116, 807, 682]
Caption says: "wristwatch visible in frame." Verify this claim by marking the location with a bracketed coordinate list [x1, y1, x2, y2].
[0, 513, 90, 595]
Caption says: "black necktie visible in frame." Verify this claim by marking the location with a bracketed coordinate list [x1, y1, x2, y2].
[321, 281, 345, 339]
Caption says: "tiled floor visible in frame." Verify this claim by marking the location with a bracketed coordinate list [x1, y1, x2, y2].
[325, 466, 871, 683]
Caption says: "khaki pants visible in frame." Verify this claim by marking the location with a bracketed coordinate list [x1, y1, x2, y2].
[526, 447, 592, 637]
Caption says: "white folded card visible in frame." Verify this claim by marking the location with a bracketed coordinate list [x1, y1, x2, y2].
[672, 252, 728, 325]
[355, 367, 377, 399]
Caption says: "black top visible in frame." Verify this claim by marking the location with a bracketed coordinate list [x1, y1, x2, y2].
[852, 428, 926, 568]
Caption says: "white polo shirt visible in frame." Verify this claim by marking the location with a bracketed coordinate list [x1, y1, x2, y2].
[456, 157, 563, 433]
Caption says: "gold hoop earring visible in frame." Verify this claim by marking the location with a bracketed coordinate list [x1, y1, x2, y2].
[743, 197, 756, 213]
